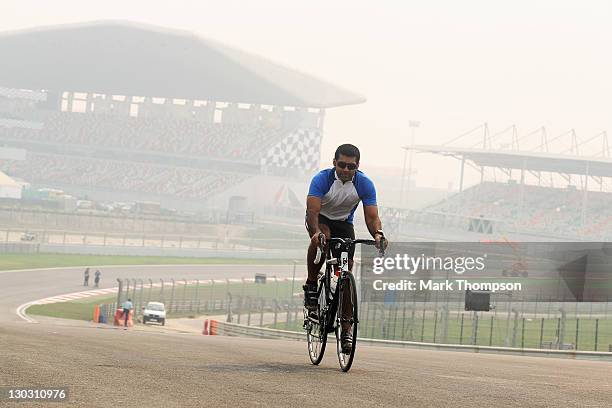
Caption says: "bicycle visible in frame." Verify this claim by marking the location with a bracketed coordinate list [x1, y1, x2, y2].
[303, 234, 385, 372]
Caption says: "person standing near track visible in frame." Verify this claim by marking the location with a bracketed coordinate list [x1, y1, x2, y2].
[94, 269, 101, 288]
[83, 268, 90, 287]
[121, 298, 133, 328]
[304, 143, 387, 353]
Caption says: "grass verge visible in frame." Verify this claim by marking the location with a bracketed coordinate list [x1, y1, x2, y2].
[0, 253, 300, 271]
[26, 280, 299, 321]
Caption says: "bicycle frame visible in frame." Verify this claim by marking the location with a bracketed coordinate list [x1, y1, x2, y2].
[319, 238, 378, 331]
[321, 242, 348, 333]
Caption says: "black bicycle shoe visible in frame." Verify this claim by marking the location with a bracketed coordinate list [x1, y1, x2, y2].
[303, 282, 318, 311]
[341, 330, 353, 353]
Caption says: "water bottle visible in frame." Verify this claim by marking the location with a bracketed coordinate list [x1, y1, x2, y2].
[330, 266, 340, 294]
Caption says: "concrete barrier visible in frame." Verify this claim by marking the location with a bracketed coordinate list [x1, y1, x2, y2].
[215, 321, 612, 361]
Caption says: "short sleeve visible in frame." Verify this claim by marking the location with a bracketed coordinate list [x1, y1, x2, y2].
[359, 176, 377, 207]
[308, 171, 331, 198]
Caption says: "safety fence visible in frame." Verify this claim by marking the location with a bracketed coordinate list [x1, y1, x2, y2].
[96, 276, 612, 352]
[87, 253, 612, 353]
[0, 228, 307, 251]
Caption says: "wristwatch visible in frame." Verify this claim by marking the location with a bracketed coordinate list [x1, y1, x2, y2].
[374, 229, 385, 238]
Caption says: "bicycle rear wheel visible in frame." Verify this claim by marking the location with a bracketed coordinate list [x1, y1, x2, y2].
[306, 281, 328, 365]
[336, 271, 358, 372]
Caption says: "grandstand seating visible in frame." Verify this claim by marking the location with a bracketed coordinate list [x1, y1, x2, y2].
[0, 111, 290, 162]
[0, 152, 249, 199]
[423, 181, 612, 238]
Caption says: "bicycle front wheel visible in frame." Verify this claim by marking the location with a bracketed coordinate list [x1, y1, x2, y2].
[336, 271, 358, 372]
[306, 281, 328, 365]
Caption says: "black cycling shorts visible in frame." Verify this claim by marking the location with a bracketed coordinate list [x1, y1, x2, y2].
[305, 214, 356, 260]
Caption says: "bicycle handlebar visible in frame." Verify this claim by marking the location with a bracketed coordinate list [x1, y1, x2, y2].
[313, 235, 386, 264]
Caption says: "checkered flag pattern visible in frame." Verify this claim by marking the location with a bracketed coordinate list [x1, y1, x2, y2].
[260, 128, 321, 171]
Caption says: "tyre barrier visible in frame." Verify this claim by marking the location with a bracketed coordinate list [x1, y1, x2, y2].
[113, 308, 133, 327]
[93, 305, 100, 323]
[203, 319, 218, 335]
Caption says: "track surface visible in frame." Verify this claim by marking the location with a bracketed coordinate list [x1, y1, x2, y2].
[1, 265, 611, 407]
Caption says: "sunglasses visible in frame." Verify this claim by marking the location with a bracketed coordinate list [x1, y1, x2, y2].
[336, 161, 357, 170]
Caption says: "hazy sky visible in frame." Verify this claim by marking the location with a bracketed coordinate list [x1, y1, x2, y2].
[2, 0, 611, 189]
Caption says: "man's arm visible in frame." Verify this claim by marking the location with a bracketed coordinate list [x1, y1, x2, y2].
[306, 196, 322, 236]
[363, 205, 382, 237]
[364, 205, 387, 250]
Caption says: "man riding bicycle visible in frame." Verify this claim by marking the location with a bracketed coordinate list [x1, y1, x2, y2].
[304, 143, 387, 353]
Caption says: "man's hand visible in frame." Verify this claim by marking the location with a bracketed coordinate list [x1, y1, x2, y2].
[374, 232, 388, 252]
[312, 232, 326, 265]
[311, 232, 325, 248]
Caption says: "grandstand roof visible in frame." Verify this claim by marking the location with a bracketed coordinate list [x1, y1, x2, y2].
[0, 171, 20, 187]
[0, 21, 365, 108]
[410, 145, 612, 177]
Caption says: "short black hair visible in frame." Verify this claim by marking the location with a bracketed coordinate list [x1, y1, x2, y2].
[334, 144, 360, 163]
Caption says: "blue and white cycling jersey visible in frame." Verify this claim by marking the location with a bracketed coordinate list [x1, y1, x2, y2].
[307, 168, 377, 224]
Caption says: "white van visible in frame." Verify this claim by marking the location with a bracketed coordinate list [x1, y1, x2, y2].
[142, 301, 166, 326]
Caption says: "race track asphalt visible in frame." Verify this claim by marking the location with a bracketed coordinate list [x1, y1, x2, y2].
[1, 265, 611, 407]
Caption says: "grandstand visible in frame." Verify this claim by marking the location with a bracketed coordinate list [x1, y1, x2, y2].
[0, 21, 364, 214]
[384, 124, 612, 241]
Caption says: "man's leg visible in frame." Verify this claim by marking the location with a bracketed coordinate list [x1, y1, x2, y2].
[304, 222, 330, 311]
[306, 223, 330, 283]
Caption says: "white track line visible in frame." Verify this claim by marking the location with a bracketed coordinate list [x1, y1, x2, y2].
[15, 287, 120, 323]
[15, 274, 307, 323]
[16, 301, 39, 323]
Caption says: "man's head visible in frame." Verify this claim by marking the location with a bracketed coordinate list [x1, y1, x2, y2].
[333, 144, 360, 182]
[128, 298, 132, 302]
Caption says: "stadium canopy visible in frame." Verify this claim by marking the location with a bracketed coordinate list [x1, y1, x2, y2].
[409, 145, 612, 178]
[0, 21, 365, 108]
